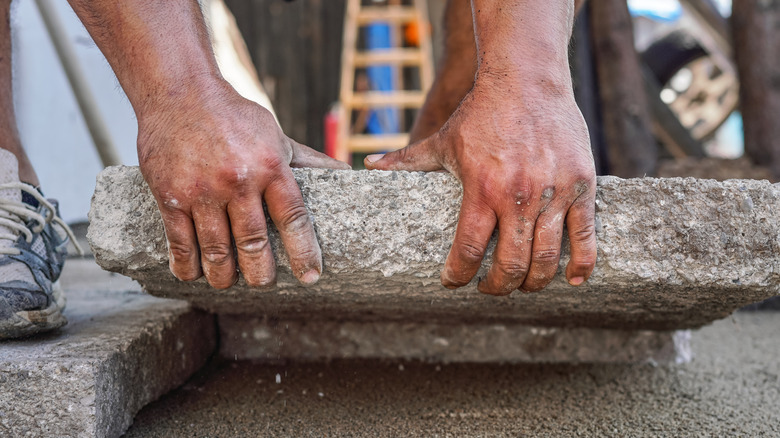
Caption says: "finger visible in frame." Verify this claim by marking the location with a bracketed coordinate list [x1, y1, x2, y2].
[191, 206, 238, 289]
[520, 205, 566, 293]
[565, 189, 597, 286]
[478, 212, 535, 296]
[364, 134, 443, 172]
[264, 169, 322, 285]
[228, 195, 276, 287]
[441, 195, 496, 289]
[158, 205, 202, 282]
[288, 138, 351, 170]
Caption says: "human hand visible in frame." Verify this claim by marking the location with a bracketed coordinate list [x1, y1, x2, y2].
[137, 81, 349, 289]
[365, 77, 597, 295]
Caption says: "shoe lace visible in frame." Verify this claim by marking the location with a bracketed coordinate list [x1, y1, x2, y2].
[0, 182, 84, 256]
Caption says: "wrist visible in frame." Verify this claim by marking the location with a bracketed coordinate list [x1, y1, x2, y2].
[474, 63, 574, 102]
[133, 73, 230, 120]
[471, 0, 575, 99]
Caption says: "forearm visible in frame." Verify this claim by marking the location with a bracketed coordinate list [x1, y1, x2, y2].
[471, 0, 575, 93]
[67, 0, 222, 116]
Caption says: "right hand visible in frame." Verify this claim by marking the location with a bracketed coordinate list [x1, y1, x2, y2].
[366, 76, 597, 295]
[137, 80, 349, 289]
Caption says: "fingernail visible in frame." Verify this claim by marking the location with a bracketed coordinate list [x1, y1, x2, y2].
[301, 269, 321, 285]
[366, 154, 385, 164]
[569, 276, 585, 286]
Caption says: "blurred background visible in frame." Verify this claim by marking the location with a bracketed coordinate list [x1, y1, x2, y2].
[12, 0, 779, 224]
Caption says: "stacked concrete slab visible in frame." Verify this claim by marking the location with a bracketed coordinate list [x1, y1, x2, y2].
[219, 315, 691, 364]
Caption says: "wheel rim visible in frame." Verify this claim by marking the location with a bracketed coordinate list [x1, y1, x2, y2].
[659, 56, 739, 140]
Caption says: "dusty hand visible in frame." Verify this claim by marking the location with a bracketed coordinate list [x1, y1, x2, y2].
[365, 78, 597, 295]
[137, 82, 349, 289]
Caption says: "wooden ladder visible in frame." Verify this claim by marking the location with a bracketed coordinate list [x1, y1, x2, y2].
[335, 0, 434, 163]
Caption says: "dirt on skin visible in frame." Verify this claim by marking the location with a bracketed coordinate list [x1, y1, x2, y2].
[123, 312, 780, 437]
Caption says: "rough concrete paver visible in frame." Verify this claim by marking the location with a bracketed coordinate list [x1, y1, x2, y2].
[90, 167, 780, 329]
[0, 260, 217, 438]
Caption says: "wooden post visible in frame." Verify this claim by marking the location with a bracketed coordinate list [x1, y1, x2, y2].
[731, 1, 780, 179]
[590, 0, 657, 178]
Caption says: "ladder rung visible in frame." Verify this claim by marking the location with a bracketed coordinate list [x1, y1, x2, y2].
[347, 134, 410, 152]
[356, 6, 418, 24]
[354, 49, 424, 67]
[348, 91, 426, 108]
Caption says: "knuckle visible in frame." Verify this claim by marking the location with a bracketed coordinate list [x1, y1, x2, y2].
[509, 175, 534, 201]
[572, 176, 595, 198]
[219, 168, 254, 187]
[540, 186, 556, 202]
[571, 223, 596, 242]
[290, 247, 319, 263]
[260, 154, 286, 174]
[494, 259, 530, 279]
[235, 233, 269, 254]
[200, 244, 233, 265]
[513, 189, 533, 206]
[188, 184, 211, 201]
[278, 204, 311, 233]
[396, 146, 415, 165]
[393, 148, 407, 164]
[532, 247, 561, 264]
[456, 240, 487, 265]
[158, 192, 185, 211]
[169, 242, 196, 262]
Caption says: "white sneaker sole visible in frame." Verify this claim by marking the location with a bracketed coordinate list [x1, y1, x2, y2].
[0, 281, 67, 340]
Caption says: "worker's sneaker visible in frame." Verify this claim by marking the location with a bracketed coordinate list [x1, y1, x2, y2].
[0, 149, 79, 340]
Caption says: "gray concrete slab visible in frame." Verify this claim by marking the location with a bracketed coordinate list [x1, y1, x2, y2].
[0, 259, 217, 438]
[89, 166, 779, 330]
[125, 311, 780, 437]
[219, 315, 691, 364]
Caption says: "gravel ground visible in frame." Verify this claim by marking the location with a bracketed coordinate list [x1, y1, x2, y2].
[125, 311, 780, 437]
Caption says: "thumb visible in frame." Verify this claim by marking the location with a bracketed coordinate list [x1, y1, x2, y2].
[364, 134, 443, 172]
[289, 138, 351, 170]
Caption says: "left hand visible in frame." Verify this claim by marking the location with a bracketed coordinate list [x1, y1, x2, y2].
[365, 76, 597, 295]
